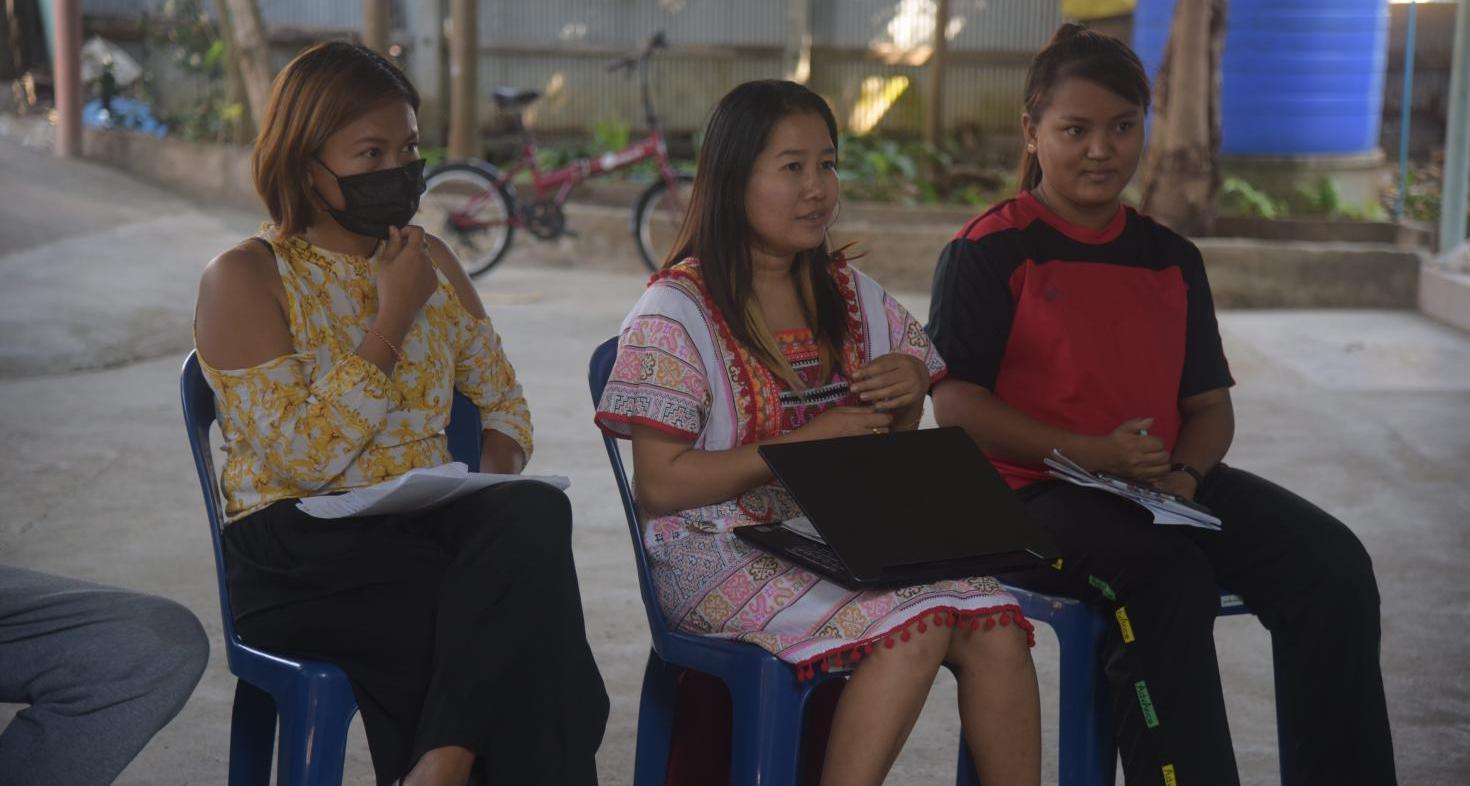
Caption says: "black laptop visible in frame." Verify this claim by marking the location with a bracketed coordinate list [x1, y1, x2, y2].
[735, 426, 1057, 589]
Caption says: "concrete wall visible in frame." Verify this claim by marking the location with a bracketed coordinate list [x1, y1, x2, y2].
[81, 127, 257, 213]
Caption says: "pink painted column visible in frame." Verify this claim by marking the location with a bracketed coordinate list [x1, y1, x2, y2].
[53, 0, 82, 158]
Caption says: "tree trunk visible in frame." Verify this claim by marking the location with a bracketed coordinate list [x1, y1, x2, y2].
[1138, 0, 1227, 236]
[362, 0, 392, 57]
[211, 0, 254, 141]
[220, 0, 273, 135]
[447, 0, 477, 159]
[924, 0, 950, 148]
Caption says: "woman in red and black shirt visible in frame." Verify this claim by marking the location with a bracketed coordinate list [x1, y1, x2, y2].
[927, 25, 1396, 786]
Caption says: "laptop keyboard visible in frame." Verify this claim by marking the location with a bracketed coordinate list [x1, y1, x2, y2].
[786, 541, 847, 577]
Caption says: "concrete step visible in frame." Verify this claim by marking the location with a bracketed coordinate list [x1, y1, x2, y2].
[1420, 265, 1470, 333]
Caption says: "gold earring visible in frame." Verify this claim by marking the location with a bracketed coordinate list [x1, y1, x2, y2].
[1026, 143, 1037, 153]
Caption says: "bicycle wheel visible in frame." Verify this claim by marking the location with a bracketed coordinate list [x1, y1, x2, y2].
[632, 174, 693, 272]
[417, 162, 516, 278]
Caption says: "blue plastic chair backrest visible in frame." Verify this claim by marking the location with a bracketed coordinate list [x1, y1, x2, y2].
[587, 337, 676, 649]
[180, 351, 239, 654]
[179, 350, 482, 653]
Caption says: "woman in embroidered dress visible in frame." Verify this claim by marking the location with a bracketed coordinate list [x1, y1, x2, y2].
[594, 80, 1040, 785]
[193, 42, 606, 786]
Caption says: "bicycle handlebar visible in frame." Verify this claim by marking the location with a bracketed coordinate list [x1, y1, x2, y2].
[605, 31, 667, 73]
[602, 31, 668, 131]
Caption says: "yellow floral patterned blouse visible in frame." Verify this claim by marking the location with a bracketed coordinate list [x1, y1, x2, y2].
[198, 228, 532, 522]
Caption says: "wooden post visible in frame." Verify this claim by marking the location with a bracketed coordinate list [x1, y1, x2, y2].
[53, 0, 81, 158]
[211, 0, 255, 141]
[408, 0, 447, 145]
[222, 0, 275, 135]
[924, 0, 950, 148]
[363, 0, 392, 57]
[783, 0, 812, 84]
[1440, 0, 1469, 251]
[448, 0, 478, 159]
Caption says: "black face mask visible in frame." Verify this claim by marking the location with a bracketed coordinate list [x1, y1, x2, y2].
[314, 157, 427, 239]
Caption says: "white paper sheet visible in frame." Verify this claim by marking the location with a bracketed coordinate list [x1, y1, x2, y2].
[296, 463, 571, 519]
[1044, 450, 1221, 530]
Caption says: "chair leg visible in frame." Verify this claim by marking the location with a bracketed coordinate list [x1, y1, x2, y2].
[273, 675, 357, 786]
[1271, 639, 1296, 786]
[955, 733, 982, 786]
[1055, 612, 1117, 786]
[729, 658, 807, 786]
[230, 680, 278, 786]
[633, 650, 680, 786]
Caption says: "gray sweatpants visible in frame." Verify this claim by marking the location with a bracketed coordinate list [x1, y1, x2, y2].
[0, 565, 209, 786]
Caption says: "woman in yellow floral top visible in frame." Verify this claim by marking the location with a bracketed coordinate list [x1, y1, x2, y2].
[193, 42, 606, 786]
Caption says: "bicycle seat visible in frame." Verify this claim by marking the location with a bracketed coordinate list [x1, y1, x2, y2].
[492, 87, 541, 109]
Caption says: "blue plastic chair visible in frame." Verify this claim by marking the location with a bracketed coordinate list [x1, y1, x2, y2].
[180, 351, 482, 786]
[587, 337, 982, 786]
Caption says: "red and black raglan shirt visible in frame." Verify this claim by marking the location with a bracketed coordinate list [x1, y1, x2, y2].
[926, 190, 1234, 489]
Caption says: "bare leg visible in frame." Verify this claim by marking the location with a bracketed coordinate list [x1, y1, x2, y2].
[948, 623, 1040, 786]
[402, 745, 476, 786]
[818, 624, 952, 786]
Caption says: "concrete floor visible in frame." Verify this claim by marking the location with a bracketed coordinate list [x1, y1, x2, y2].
[1, 134, 1468, 784]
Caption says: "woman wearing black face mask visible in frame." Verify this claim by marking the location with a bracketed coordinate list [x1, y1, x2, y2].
[193, 42, 608, 786]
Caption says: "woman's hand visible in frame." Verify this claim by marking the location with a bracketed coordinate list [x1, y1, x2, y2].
[375, 225, 439, 329]
[1153, 470, 1198, 500]
[789, 406, 895, 442]
[850, 352, 930, 414]
[1090, 417, 1171, 482]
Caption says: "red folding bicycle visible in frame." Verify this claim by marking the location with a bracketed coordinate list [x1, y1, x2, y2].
[417, 32, 692, 276]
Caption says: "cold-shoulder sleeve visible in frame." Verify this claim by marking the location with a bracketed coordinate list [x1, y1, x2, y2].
[201, 351, 395, 491]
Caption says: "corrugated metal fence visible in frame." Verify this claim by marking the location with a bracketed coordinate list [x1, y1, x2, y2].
[81, 0, 1063, 138]
[475, 0, 1060, 137]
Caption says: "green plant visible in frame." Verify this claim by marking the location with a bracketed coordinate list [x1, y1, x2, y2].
[418, 145, 448, 168]
[1296, 177, 1344, 217]
[1390, 169, 1441, 224]
[1221, 176, 1282, 219]
[590, 119, 631, 154]
[143, 0, 242, 144]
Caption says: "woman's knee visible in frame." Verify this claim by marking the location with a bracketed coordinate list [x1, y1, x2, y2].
[462, 481, 574, 556]
[947, 618, 1032, 675]
[870, 617, 953, 668]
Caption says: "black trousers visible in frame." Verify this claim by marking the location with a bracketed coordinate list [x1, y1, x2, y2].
[1005, 465, 1396, 786]
[222, 481, 609, 786]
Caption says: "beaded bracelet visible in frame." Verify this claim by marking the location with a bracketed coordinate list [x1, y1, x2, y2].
[367, 327, 405, 363]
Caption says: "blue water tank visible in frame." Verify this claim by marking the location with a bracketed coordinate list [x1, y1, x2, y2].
[1132, 0, 1389, 155]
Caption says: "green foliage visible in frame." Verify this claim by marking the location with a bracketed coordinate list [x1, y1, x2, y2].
[1382, 166, 1456, 225]
[836, 133, 1008, 208]
[144, 0, 241, 144]
[1296, 177, 1345, 217]
[1221, 175, 1385, 222]
[1221, 176, 1281, 219]
[591, 119, 632, 154]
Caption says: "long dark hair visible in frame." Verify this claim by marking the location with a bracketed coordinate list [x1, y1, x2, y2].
[1017, 23, 1151, 192]
[664, 80, 849, 386]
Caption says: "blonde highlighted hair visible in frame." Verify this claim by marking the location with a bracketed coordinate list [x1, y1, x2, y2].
[252, 41, 419, 236]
